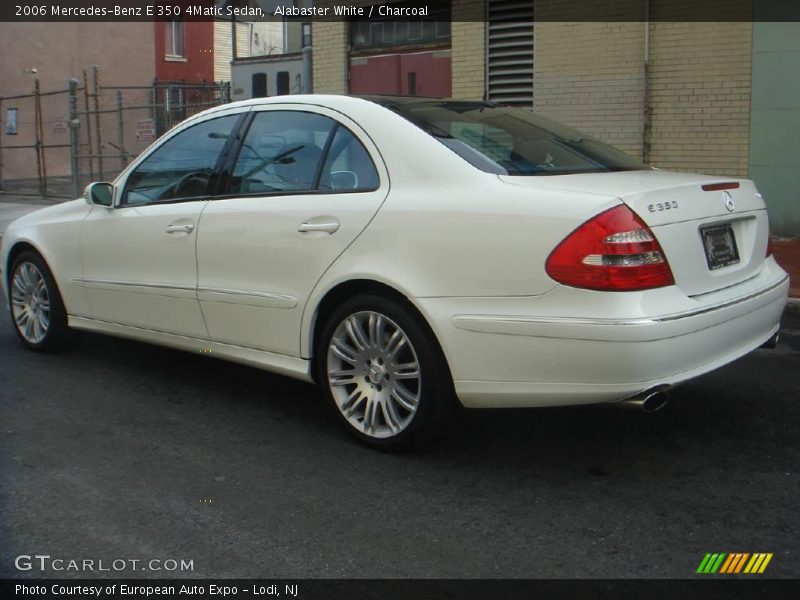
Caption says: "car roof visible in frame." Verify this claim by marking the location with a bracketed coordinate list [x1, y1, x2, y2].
[357, 95, 486, 104]
[196, 94, 495, 121]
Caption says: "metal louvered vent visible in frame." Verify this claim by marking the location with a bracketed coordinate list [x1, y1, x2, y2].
[487, 0, 534, 107]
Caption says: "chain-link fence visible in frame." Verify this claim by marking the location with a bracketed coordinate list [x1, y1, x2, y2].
[0, 82, 74, 198]
[0, 67, 231, 199]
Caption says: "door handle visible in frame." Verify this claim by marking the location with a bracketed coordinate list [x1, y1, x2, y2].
[298, 221, 339, 234]
[166, 223, 195, 235]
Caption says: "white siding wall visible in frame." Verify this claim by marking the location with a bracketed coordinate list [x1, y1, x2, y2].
[214, 20, 284, 83]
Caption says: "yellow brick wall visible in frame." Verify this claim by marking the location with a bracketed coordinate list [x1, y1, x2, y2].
[312, 0, 381, 94]
[531, 19, 753, 175]
[311, 17, 348, 94]
[314, 2, 754, 178]
[451, 0, 485, 99]
[532, 22, 647, 158]
[447, 0, 754, 177]
[648, 21, 752, 177]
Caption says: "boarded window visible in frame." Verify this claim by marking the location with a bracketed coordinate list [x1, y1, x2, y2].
[252, 73, 267, 98]
[276, 71, 290, 96]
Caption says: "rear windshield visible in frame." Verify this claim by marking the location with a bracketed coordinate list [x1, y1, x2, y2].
[379, 100, 649, 176]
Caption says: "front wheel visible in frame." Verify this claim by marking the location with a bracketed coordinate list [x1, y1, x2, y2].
[317, 294, 453, 450]
[9, 251, 69, 351]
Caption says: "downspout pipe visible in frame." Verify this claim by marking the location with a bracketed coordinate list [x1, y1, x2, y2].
[643, 0, 651, 164]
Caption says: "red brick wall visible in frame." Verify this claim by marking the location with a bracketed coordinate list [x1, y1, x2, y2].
[349, 51, 452, 98]
[154, 20, 214, 83]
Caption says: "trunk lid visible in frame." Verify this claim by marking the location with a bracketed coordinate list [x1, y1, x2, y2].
[500, 170, 771, 296]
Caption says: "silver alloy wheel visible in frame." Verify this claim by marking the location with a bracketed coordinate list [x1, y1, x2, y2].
[10, 261, 51, 344]
[327, 311, 421, 439]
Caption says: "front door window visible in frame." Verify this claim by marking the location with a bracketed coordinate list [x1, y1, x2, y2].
[124, 114, 240, 205]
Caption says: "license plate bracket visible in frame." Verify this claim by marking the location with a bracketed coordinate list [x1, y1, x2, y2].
[701, 224, 740, 270]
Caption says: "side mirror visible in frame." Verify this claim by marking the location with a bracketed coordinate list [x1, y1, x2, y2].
[330, 170, 359, 190]
[83, 182, 114, 207]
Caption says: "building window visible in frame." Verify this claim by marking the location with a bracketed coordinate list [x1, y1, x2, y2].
[252, 73, 267, 98]
[350, 2, 451, 52]
[5, 108, 18, 135]
[276, 71, 290, 96]
[165, 19, 185, 58]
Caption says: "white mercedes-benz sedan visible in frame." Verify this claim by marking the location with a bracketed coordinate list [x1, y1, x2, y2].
[1, 95, 789, 448]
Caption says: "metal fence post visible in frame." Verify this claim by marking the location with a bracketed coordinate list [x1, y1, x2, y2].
[164, 83, 171, 131]
[37, 80, 48, 196]
[116, 90, 127, 171]
[68, 78, 80, 198]
[83, 70, 94, 180]
[92, 64, 104, 181]
[33, 79, 45, 196]
[152, 78, 160, 135]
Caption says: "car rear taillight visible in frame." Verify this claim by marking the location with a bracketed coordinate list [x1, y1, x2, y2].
[545, 204, 674, 291]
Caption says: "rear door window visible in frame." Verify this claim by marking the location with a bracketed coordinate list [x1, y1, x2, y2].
[227, 111, 379, 195]
[228, 111, 335, 195]
[318, 126, 379, 191]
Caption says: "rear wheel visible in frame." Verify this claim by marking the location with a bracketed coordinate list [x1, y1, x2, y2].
[317, 294, 453, 450]
[9, 251, 68, 351]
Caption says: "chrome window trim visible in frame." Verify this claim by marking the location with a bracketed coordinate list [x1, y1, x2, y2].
[73, 278, 297, 308]
[197, 286, 297, 308]
[74, 278, 195, 292]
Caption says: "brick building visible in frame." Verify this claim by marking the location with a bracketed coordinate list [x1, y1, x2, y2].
[0, 22, 157, 185]
[0, 13, 263, 184]
[311, 0, 800, 237]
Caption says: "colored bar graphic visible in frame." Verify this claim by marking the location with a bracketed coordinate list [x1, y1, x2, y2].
[734, 553, 750, 573]
[722, 553, 749, 573]
[711, 553, 726, 573]
[697, 553, 727, 573]
[758, 553, 773, 573]
[696, 554, 714, 573]
[719, 554, 736, 573]
[698, 552, 773, 574]
[744, 554, 761, 573]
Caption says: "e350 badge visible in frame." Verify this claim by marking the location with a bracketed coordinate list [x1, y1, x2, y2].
[648, 201, 679, 213]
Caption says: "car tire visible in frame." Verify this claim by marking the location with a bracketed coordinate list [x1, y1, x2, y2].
[8, 250, 69, 351]
[317, 293, 454, 450]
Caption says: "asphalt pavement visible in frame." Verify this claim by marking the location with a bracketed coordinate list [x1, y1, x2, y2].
[0, 305, 798, 579]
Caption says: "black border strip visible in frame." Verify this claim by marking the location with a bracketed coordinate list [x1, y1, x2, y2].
[2, 1, 800, 23]
[2, 578, 800, 600]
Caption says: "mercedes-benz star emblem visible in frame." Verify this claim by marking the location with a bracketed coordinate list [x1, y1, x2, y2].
[723, 191, 735, 212]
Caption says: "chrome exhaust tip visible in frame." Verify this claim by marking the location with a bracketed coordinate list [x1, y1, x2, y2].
[760, 332, 779, 349]
[617, 388, 670, 413]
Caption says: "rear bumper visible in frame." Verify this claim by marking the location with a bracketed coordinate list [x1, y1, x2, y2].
[415, 259, 789, 408]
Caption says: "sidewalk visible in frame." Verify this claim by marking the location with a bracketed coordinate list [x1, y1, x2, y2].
[0, 195, 57, 239]
[773, 239, 800, 301]
[0, 194, 798, 303]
